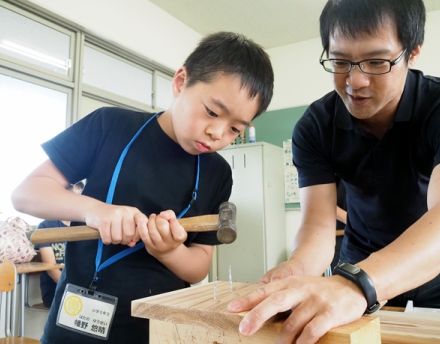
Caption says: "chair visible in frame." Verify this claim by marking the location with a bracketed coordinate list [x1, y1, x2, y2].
[0, 260, 39, 344]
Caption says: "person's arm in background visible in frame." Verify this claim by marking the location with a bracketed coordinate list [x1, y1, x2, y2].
[336, 206, 347, 224]
[39, 246, 62, 282]
[262, 183, 337, 282]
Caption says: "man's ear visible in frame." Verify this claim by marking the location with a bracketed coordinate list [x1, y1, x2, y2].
[408, 45, 422, 67]
[172, 67, 187, 96]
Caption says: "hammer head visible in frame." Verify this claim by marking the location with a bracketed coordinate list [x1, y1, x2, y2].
[216, 202, 237, 244]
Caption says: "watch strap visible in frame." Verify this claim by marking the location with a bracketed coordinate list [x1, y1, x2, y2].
[333, 262, 380, 314]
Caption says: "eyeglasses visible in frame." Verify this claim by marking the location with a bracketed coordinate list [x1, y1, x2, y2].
[319, 49, 407, 75]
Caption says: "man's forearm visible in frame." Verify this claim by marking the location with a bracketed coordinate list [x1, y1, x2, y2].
[358, 205, 440, 302]
[289, 224, 336, 276]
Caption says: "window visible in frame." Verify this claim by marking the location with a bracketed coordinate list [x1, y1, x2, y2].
[155, 73, 173, 110]
[0, 71, 69, 224]
[82, 45, 153, 107]
[0, 0, 173, 224]
[0, 5, 73, 77]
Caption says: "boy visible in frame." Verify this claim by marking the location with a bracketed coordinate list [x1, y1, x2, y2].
[228, 1, 440, 343]
[12, 31, 273, 343]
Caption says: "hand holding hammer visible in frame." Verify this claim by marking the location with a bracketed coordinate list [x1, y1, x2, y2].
[30, 202, 237, 245]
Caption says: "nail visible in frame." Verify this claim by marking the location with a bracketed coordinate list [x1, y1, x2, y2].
[239, 318, 252, 335]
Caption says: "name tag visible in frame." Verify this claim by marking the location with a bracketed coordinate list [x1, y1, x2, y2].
[56, 283, 118, 340]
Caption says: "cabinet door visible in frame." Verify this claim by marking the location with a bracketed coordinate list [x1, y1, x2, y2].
[217, 146, 265, 282]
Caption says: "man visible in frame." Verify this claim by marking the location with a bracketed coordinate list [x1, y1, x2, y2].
[228, 1, 440, 343]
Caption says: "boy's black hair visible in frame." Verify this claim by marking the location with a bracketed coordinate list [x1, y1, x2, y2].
[320, 0, 425, 61]
[183, 32, 274, 118]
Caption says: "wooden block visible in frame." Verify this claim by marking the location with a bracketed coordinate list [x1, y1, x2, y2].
[132, 281, 380, 344]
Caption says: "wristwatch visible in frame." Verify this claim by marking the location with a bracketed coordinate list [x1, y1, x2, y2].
[333, 262, 380, 314]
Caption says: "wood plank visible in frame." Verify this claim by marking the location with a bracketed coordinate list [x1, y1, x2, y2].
[0, 338, 39, 344]
[378, 310, 440, 344]
[15, 262, 63, 274]
[132, 281, 380, 344]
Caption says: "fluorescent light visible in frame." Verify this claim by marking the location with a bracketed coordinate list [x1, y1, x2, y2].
[0, 39, 71, 71]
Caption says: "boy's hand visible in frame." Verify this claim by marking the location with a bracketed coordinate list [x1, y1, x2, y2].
[84, 203, 146, 247]
[139, 210, 188, 257]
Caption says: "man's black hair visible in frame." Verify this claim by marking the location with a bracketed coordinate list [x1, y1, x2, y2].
[183, 32, 274, 118]
[320, 0, 425, 61]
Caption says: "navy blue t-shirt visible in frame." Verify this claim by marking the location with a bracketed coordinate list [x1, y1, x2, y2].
[40, 107, 232, 344]
[293, 69, 440, 263]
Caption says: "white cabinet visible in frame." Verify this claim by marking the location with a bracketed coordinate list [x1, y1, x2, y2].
[216, 142, 286, 283]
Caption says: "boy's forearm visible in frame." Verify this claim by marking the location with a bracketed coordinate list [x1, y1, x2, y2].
[154, 244, 213, 283]
[12, 176, 96, 222]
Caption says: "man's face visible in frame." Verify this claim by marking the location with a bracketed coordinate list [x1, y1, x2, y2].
[328, 19, 416, 123]
[163, 69, 259, 155]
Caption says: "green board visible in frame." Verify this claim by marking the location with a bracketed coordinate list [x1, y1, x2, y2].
[252, 105, 308, 147]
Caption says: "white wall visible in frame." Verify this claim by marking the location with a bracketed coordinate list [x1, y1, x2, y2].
[27, 0, 201, 70]
[267, 9, 440, 111]
[267, 37, 333, 110]
[417, 10, 440, 77]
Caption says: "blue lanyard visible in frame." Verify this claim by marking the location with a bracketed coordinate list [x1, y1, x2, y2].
[90, 113, 200, 289]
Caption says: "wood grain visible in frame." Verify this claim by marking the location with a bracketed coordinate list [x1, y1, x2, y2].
[132, 281, 380, 344]
[378, 310, 440, 344]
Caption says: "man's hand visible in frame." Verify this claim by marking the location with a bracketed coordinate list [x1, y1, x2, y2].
[139, 210, 187, 258]
[84, 203, 146, 247]
[228, 275, 368, 344]
[261, 259, 306, 283]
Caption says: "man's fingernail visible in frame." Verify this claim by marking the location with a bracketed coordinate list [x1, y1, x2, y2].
[239, 318, 251, 335]
[227, 301, 239, 311]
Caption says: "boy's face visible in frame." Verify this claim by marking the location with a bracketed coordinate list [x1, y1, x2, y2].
[163, 68, 259, 155]
[328, 18, 420, 123]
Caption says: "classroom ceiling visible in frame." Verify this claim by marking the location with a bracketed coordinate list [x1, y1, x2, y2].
[149, 0, 440, 49]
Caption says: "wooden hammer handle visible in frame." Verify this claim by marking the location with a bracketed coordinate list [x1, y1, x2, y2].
[30, 214, 219, 244]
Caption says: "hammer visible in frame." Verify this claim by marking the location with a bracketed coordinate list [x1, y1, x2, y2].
[30, 202, 237, 245]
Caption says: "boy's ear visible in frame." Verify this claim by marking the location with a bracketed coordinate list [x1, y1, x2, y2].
[172, 67, 187, 96]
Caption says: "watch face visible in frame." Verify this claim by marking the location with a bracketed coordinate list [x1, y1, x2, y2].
[341, 263, 360, 274]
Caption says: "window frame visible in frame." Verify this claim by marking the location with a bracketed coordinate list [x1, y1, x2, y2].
[1, 0, 175, 125]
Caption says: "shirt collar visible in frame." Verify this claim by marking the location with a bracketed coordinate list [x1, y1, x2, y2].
[393, 69, 416, 123]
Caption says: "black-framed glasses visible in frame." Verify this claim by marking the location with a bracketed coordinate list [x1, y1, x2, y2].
[319, 49, 407, 75]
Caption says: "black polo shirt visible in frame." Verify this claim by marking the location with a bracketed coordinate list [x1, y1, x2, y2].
[292, 69, 440, 263]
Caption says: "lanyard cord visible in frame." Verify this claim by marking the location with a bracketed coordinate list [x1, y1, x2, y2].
[90, 114, 200, 289]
